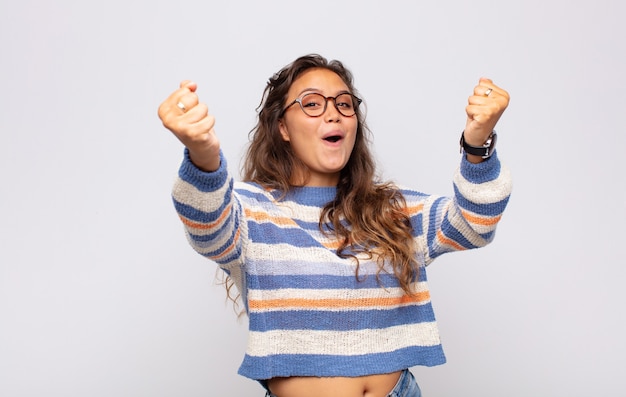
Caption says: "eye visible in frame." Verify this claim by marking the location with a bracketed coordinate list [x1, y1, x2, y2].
[301, 94, 324, 108]
[336, 94, 354, 109]
[336, 101, 352, 109]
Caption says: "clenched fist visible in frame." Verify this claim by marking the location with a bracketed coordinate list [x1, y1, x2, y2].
[158, 81, 221, 172]
[464, 78, 509, 162]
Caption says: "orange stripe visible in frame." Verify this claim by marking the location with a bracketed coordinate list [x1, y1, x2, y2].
[321, 239, 341, 250]
[244, 208, 299, 227]
[436, 230, 465, 251]
[461, 210, 502, 226]
[404, 203, 424, 216]
[212, 228, 241, 260]
[180, 203, 233, 230]
[249, 291, 430, 310]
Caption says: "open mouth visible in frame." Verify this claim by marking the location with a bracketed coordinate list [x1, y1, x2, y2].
[323, 135, 342, 143]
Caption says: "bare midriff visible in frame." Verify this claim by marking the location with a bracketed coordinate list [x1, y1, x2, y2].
[266, 371, 402, 397]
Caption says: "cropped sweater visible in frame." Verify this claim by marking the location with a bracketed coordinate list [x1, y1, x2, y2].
[172, 149, 512, 381]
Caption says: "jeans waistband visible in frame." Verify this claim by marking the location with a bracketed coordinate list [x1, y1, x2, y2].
[263, 369, 420, 397]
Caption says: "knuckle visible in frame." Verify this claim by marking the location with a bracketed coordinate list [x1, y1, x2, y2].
[197, 103, 209, 115]
[188, 93, 200, 105]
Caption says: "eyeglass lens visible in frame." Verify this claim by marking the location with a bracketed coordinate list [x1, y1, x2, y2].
[299, 93, 357, 117]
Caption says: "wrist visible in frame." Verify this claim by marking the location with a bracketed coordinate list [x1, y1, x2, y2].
[459, 130, 497, 159]
[188, 149, 221, 172]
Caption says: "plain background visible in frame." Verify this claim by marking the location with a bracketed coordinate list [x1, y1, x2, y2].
[1, 0, 625, 396]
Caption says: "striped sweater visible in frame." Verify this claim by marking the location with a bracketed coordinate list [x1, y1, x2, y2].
[172, 149, 512, 381]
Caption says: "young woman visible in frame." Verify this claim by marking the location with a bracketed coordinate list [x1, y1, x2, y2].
[158, 54, 512, 397]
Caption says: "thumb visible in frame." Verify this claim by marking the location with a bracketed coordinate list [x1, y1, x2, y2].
[179, 80, 197, 92]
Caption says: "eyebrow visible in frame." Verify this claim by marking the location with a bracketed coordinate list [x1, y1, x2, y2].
[296, 87, 352, 97]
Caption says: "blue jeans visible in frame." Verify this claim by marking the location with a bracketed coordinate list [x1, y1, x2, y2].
[264, 369, 421, 397]
[387, 369, 421, 397]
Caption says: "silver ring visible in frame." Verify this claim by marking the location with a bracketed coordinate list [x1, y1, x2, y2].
[484, 88, 493, 97]
[176, 101, 186, 112]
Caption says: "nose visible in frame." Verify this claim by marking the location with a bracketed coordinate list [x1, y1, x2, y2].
[324, 97, 341, 122]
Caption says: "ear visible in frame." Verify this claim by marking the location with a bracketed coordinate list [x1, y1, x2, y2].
[278, 119, 290, 142]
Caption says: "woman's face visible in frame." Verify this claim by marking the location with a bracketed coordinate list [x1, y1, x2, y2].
[279, 68, 358, 187]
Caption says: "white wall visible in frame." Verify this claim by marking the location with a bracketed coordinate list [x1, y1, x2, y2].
[1, 0, 624, 396]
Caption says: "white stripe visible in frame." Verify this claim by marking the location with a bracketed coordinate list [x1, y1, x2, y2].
[246, 322, 441, 357]
[248, 284, 428, 301]
[453, 164, 512, 205]
[444, 209, 489, 247]
[173, 177, 231, 212]
[246, 244, 382, 276]
[457, 208, 499, 235]
[181, 207, 238, 254]
[235, 182, 329, 223]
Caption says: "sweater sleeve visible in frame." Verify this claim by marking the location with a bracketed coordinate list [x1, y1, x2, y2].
[421, 150, 512, 264]
[171, 149, 246, 271]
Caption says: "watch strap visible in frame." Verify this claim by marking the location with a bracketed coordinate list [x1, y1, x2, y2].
[460, 131, 497, 158]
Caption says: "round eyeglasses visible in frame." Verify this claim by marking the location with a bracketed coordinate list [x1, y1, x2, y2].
[281, 92, 362, 118]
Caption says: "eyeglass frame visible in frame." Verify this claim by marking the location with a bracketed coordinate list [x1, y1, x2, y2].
[279, 92, 363, 118]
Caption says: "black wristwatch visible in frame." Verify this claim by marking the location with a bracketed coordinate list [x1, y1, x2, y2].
[460, 131, 497, 159]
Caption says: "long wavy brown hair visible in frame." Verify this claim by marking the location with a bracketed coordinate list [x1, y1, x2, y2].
[242, 54, 419, 295]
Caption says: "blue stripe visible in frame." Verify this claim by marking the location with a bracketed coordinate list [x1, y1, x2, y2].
[235, 185, 275, 203]
[481, 230, 495, 241]
[293, 218, 323, 231]
[399, 189, 429, 200]
[178, 149, 230, 193]
[426, 196, 446, 255]
[453, 185, 510, 216]
[459, 150, 501, 183]
[410, 213, 423, 237]
[186, 207, 240, 243]
[238, 345, 446, 379]
[236, 184, 337, 208]
[199, 229, 241, 264]
[248, 304, 436, 331]
[247, 271, 426, 291]
[283, 186, 336, 206]
[439, 214, 476, 250]
[172, 196, 231, 224]
[247, 222, 322, 247]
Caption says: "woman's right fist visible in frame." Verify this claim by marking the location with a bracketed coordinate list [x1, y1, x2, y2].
[158, 81, 221, 172]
